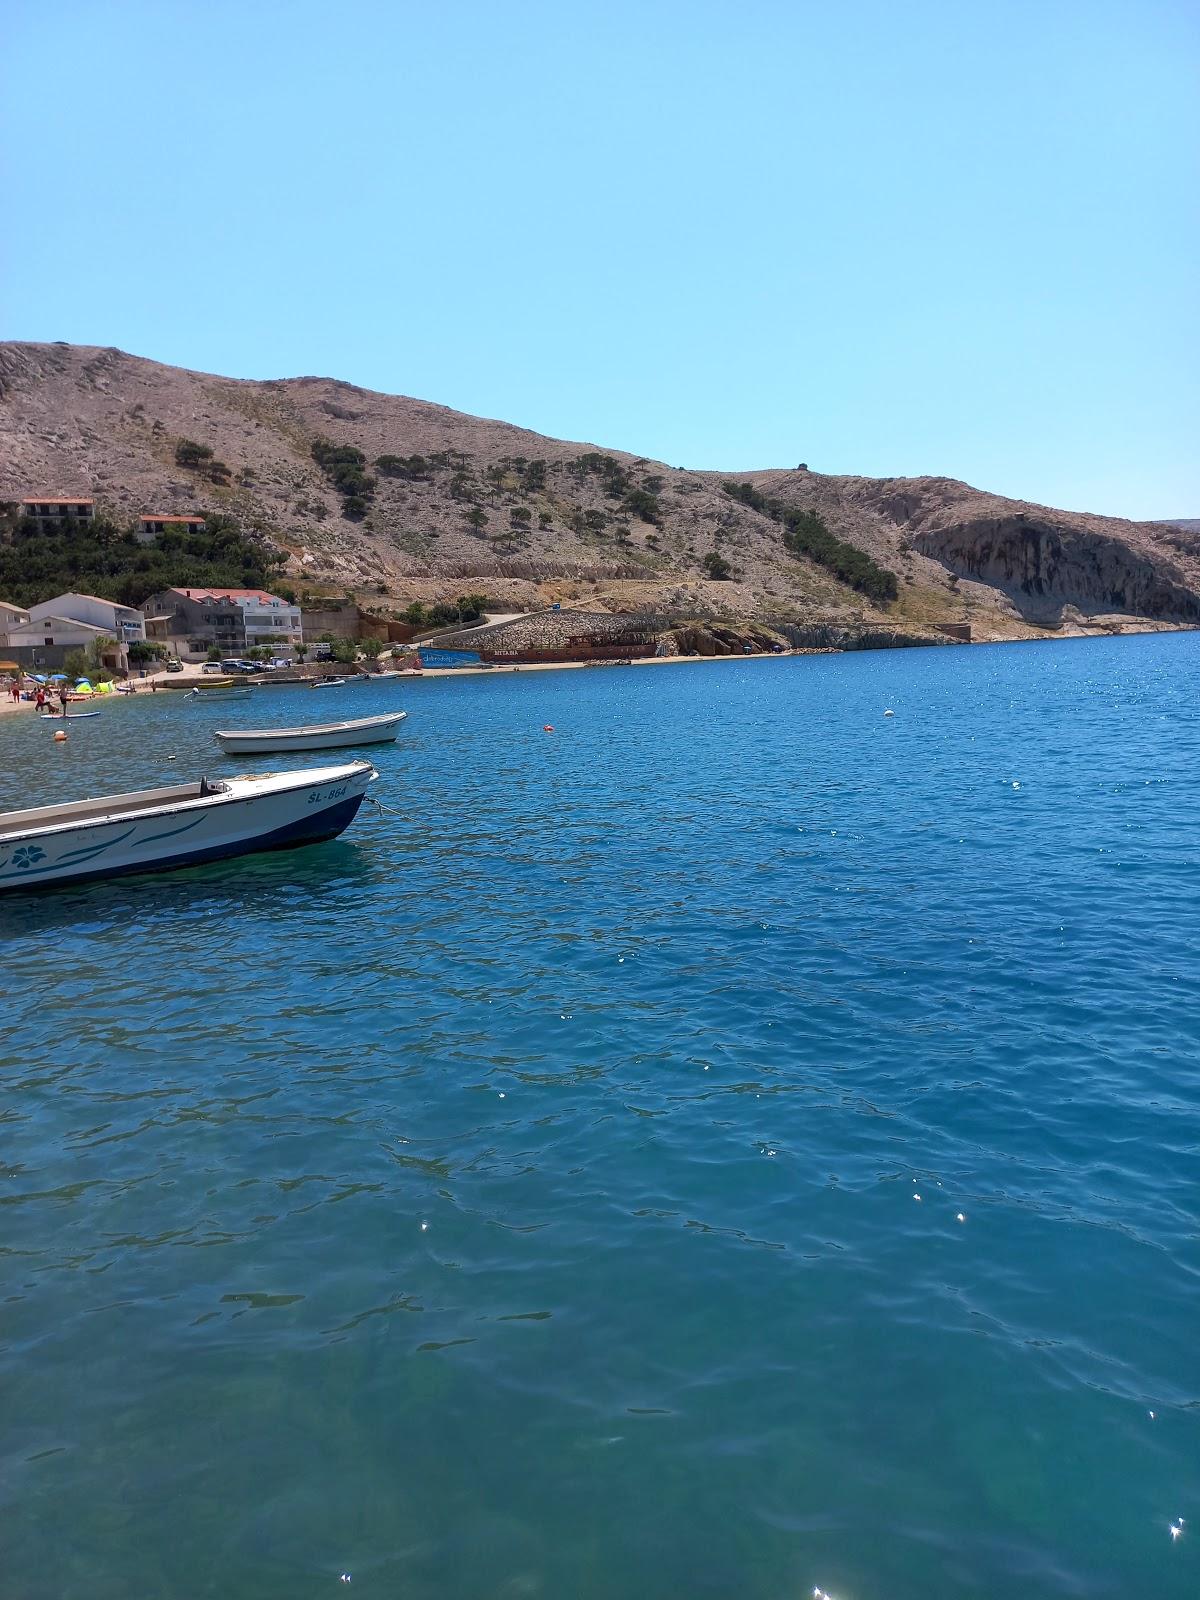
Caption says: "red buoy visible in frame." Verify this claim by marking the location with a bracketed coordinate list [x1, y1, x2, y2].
[543, 724, 554, 733]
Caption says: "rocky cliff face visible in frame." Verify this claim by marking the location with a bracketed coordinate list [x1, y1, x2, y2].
[910, 515, 1200, 622]
[1, 341, 1196, 639]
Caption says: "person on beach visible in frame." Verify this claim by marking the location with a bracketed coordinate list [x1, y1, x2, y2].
[35, 688, 45, 712]
[9, 679, 19, 703]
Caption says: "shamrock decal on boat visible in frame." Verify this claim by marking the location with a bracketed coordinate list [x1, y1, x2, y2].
[11, 846, 47, 870]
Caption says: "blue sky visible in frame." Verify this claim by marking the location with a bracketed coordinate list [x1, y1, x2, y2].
[4, 0, 1197, 519]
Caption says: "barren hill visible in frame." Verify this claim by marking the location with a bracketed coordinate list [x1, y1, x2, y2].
[2, 341, 1196, 639]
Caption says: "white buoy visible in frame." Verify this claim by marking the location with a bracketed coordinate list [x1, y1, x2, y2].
[884, 709, 895, 717]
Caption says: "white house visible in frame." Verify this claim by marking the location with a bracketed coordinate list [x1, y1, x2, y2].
[0, 599, 31, 635]
[27, 593, 146, 643]
[0, 614, 129, 672]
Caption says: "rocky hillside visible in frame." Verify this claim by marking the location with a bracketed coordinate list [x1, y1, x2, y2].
[1, 341, 1196, 639]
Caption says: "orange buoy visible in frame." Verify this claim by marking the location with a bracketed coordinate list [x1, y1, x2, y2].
[53, 729, 68, 742]
[543, 724, 554, 733]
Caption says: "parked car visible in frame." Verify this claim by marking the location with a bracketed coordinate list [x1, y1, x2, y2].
[165, 658, 183, 673]
[202, 661, 225, 674]
[220, 658, 263, 675]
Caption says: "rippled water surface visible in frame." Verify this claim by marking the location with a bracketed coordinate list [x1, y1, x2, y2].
[2, 638, 1198, 1600]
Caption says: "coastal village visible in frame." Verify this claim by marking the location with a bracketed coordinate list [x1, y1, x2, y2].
[1, 493, 824, 709]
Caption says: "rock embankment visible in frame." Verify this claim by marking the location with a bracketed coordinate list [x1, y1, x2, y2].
[434, 607, 666, 655]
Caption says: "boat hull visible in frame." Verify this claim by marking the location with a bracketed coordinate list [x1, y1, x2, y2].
[0, 762, 376, 892]
[215, 713, 405, 753]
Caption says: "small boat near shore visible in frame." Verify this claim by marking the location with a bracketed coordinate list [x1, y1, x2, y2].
[0, 761, 377, 892]
[189, 686, 253, 700]
[214, 711, 407, 754]
[311, 677, 348, 689]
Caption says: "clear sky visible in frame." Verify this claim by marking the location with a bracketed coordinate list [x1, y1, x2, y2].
[3, 0, 1197, 519]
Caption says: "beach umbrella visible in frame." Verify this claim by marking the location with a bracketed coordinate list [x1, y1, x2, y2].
[48, 673, 68, 681]
[31, 673, 47, 683]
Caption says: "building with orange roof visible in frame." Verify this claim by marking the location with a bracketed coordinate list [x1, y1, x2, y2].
[21, 496, 95, 529]
[140, 586, 303, 657]
[138, 512, 207, 541]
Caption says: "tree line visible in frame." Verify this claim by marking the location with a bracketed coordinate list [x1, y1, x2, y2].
[721, 482, 898, 605]
[0, 509, 290, 608]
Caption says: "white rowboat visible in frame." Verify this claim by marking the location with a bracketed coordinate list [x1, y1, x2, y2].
[0, 761, 377, 892]
[214, 712, 407, 754]
[311, 677, 347, 689]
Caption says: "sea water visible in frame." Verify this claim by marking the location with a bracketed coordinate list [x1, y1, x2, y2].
[0, 635, 1197, 1600]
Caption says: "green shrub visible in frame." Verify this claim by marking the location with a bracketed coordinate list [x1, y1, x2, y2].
[128, 639, 169, 663]
[400, 594, 486, 630]
[175, 439, 213, 467]
[622, 488, 661, 525]
[376, 454, 430, 480]
[312, 438, 376, 517]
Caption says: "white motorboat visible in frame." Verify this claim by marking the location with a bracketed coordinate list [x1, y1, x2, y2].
[189, 686, 252, 700]
[311, 677, 347, 688]
[0, 760, 377, 892]
[214, 711, 407, 754]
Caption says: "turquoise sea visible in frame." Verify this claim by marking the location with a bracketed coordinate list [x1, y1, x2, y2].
[1, 635, 1198, 1600]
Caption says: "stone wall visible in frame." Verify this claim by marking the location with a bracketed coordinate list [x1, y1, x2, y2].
[437, 607, 666, 656]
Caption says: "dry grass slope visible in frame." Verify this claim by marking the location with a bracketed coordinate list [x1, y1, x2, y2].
[1, 341, 1195, 639]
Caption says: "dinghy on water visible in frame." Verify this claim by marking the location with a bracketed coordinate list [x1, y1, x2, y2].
[189, 687, 253, 700]
[0, 761, 377, 892]
[214, 711, 406, 754]
[311, 677, 347, 689]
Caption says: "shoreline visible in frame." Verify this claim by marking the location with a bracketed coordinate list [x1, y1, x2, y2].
[3, 624, 1192, 710]
[399, 624, 1197, 680]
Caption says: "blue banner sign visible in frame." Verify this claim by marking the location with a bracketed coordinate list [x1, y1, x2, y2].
[418, 648, 482, 668]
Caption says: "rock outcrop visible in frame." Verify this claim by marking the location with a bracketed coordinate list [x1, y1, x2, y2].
[910, 515, 1200, 622]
